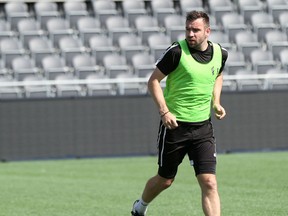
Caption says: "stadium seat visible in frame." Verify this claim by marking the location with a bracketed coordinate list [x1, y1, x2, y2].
[209, 30, 232, 50]
[34, 1, 60, 30]
[28, 37, 56, 67]
[85, 73, 116, 96]
[105, 16, 134, 46]
[235, 69, 263, 91]
[103, 53, 131, 78]
[63, 1, 89, 29]
[58, 36, 86, 67]
[122, 0, 147, 27]
[132, 52, 155, 78]
[77, 16, 102, 46]
[89, 34, 118, 66]
[0, 19, 16, 42]
[12, 55, 39, 81]
[118, 33, 146, 64]
[0, 37, 26, 69]
[91, 0, 118, 27]
[46, 17, 74, 47]
[72, 53, 103, 79]
[250, 49, 277, 74]
[221, 12, 248, 43]
[250, 12, 277, 42]
[266, 0, 288, 23]
[147, 33, 171, 61]
[54, 73, 83, 97]
[116, 73, 145, 95]
[22, 75, 52, 98]
[279, 49, 288, 70]
[235, 30, 262, 61]
[150, 0, 176, 27]
[0, 76, 23, 99]
[237, 0, 265, 24]
[134, 15, 162, 46]
[42, 54, 70, 80]
[180, 0, 204, 16]
[264, 30, 288, 60]
[225, 50, 247, 75]
[17, 18, 46, 48]
[4, 2, 30, 30]
[164, 14, 185, 42]
[208, 0, 235, 25]
[279, 13, 288, 36]
[264, 68, 288, 90]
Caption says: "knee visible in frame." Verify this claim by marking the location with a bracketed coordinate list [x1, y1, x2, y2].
[198, 174, 218, 192]
[157, 175, 175, 189]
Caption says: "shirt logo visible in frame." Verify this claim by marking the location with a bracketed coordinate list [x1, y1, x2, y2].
[211, 66, 215, 75]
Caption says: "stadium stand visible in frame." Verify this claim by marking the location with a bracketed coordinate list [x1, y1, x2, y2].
[0, 0, 287, 99]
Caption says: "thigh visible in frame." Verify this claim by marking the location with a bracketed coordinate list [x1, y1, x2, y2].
[188, 122, 217, 176]
[157, 122, 188, 179]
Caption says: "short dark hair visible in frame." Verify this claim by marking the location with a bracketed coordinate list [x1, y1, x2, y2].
[186, 11, 210, 27]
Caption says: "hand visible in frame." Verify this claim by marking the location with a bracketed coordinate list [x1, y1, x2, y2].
[161, 112, 178, 129]
[213, 104, 226, 120]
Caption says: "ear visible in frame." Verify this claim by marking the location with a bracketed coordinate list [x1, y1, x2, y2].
[205, 27, 211, 36]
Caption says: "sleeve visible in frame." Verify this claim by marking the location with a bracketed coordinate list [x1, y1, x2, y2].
[156, 43, 182, 76]
[219, 46, 228, 73]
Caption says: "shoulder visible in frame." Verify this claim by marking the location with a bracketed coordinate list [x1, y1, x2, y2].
[213, 43, 228, 63]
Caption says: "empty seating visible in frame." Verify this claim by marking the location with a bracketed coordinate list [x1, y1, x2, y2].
[103, 53, 131, 78]
[0, 76, 23, 99]
[85, 74, 116, 96]
[22, 75, 52, 98]
[42, 54, 70, 80]
[63, 1, 89, 29]
[237, 0, 265, 24]
[250, 49, 277, 74]
[235, 30, 262, 60]
[28, 37, 55, 67]
[132, 52, 155, 78]
[58, 36, 86, 67]
[12, 55, 39, 81]
[180, 0, 204, 16]
[279, 49, 288, 70]
[54, 73, 83, 97]
[17, 18, 45, 48]
[89, 34, 118, 66]
[164, 14, 185, 42]
[251, 12, 277, 42]
[134, 15, 162, 46]
[116, 73, 145, 95]
[221, 12, 248, 43]
[77, 16, 102, 46]
[34, 1, 60, 30]
[72, 53, 103, 79]
[0, 37, 26, 69]
[208, 0, 235, 24]
[264, 68, 288, 90]
[4, 2, 30, 30]
[151, 0, 176, 27]
[105, 16, 134, 46]
[264, 30, 288, 60]
[122, 0, 147, 27]
[209, 30, 232, 50]
[46, 17, 74, 47]
[266, 0, 288, 23]
[235, 69, 263, 91]
[225, 50, 247, 75]
[148, 33, 171, 61]
[118, 33, 146, 64]
[91, 0, 118, 27]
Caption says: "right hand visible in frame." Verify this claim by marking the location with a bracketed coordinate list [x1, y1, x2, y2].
[161, 112, 178, 129]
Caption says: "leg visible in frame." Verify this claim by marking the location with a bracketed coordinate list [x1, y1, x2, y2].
[142, 174, 174, 203]
[197, 173, 221, 216]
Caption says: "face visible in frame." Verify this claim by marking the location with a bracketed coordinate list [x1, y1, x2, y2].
[185, 18, 210, 51]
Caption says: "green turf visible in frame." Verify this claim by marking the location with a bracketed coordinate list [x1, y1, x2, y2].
[0, 152, 287, 216]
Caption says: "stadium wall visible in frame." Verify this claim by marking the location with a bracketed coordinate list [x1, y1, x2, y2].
[0, 91, 287, 161]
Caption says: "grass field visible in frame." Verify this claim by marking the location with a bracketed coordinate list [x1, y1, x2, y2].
[0, 151, 287, 216]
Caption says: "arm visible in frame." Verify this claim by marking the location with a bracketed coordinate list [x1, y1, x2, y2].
[148, 67, 178, 129]
[212, 73, 226, 120]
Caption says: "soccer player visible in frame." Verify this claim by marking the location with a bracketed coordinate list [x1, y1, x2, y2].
[131, 11, 228, 216]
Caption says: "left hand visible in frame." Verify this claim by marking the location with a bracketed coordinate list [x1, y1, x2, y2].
[213, 104, 226, 120]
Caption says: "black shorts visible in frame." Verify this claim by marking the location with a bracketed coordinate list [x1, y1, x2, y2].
[157, 119, 217, 179]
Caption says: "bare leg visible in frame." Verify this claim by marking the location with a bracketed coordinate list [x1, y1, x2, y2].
[141, 174, 174, 203]
[197, 174, 221, 216]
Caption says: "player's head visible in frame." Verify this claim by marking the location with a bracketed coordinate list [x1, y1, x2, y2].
[185, 11, 211, 51]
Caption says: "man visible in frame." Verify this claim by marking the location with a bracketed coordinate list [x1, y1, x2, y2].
[131, 11, 228, 216]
